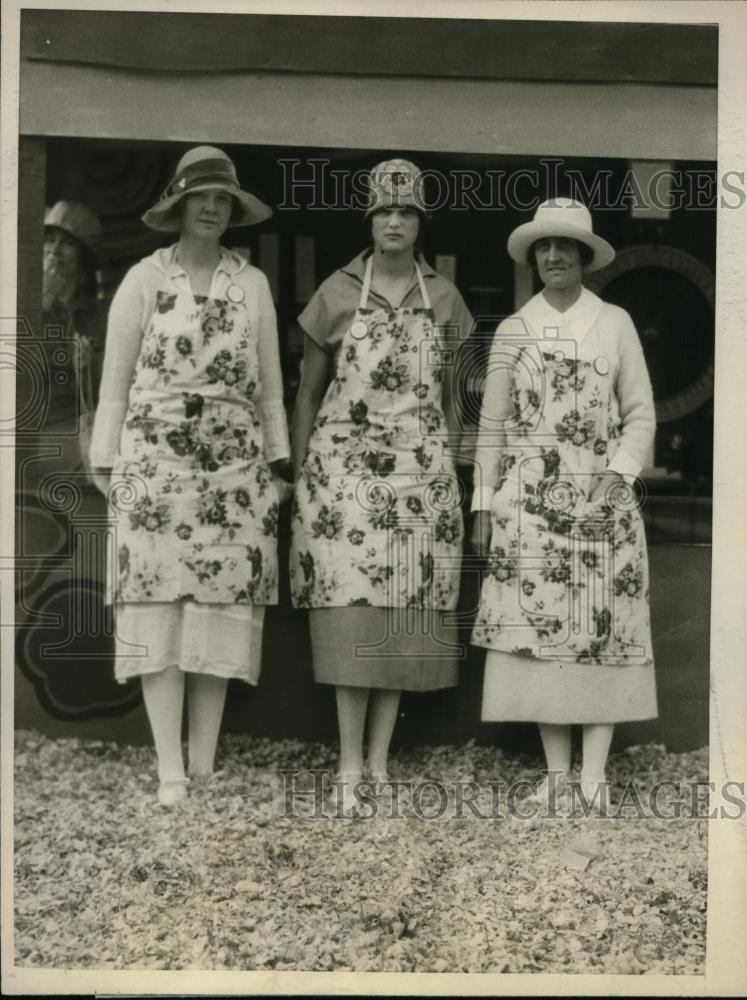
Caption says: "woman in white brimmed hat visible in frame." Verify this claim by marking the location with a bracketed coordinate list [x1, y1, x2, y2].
[290, 158, 473, 812]
[471, 198, 657, 811]
[90, 146, 290, 806]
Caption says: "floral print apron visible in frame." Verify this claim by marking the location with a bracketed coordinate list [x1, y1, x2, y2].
[291, 256, 463, 609]
[472, 326, 653, 666]
[111, 284, 279, 605]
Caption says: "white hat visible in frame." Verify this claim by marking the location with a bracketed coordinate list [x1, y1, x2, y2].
[142, 146, 271, 232]
[507, 198, 615, 272]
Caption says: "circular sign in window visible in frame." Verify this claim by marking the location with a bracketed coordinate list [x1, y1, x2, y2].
[586, 246, 715, 423]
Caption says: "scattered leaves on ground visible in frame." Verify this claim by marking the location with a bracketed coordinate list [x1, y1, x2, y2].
[13, 731, 707, 973]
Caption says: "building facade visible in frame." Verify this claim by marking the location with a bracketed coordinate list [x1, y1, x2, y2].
[15, 11, 716, 751]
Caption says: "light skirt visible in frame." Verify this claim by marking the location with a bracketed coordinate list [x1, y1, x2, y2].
[114, 602, 265, 685]
[481, 648, 658, 724]
[309, 607, 461, 691]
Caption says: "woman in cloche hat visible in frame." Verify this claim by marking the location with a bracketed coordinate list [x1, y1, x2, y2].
[41, 201, 107, 472]
[43, 200, 103, 306]
[90, 146, 291, 806]
[290, 158, 474, 813]
[471, 198, 658, 812]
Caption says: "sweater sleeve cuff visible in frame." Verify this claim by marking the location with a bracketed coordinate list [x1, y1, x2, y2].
[89, 400, 127, 468]
[259, 398, 290, 463]
[471, 485, 495, 512]
[607, 448, 642, 479]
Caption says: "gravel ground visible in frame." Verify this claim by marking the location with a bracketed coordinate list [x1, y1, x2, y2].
[14, 730, 707, 974]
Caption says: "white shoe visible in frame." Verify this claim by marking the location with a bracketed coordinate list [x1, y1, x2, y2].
[331, 773, 363, 817]
[365, 767, 390, 789]
[189, 769, 223, 790]
[157, 777, 190, 807]
[517, 773, 570, 816]
[574, 776, 610, 816]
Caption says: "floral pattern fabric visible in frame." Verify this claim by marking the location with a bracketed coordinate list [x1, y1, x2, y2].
[111, 286, 279, 605]
[290, 261, 463, 610]
[472, 329, 653, 666]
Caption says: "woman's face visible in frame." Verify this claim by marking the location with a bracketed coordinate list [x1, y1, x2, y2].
[43, 228, 83, 284]
[534, 237, 584, 292]
[181, 189, 233, 240]
[371, 207, 420, 254]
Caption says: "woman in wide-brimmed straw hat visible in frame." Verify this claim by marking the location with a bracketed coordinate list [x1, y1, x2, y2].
[290, 158, 474, 813]
[471, 197, 657, 813]
[141, 146, 272, 232]
[90, 146, 291, 806]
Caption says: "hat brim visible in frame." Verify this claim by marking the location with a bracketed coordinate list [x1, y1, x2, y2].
[44, 223, 103, 262]
[507, 220, 615, 272]
[364, 195, 426, 218]
[142, 182, 272, 232]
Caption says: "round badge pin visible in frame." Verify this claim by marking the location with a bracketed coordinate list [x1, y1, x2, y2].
[594, 355, 610, 376]
[351, 319, 368, 339]
[553, 350, 565, 363]
[226, 284, 245, 304]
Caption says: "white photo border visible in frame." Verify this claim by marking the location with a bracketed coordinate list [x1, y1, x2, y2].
[1, 0, 745, 995]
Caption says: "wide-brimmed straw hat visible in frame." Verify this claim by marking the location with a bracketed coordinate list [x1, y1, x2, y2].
[507, 198, 615, 272]
[365, 158, 427, 217]
[142, 146, 272, 232]
[44, 200, 103, 261]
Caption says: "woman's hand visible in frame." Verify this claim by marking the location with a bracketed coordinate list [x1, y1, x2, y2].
[588, 470, 625, 508]
[291, 338, 332, 481]
[270, 458, 293, 482]
[471, 510, 492, 557]
[270, 459, 294, 504]
[91, 467, 112, 496]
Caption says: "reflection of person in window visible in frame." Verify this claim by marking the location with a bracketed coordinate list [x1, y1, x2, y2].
[42, 201, 106, 466]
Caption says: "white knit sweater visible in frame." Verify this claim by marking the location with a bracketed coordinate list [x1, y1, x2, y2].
[471, 287, 656, 511]
[90, 244, 290, 469]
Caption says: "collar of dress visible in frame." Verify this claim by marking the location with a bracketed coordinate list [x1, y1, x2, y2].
[164, 243, 245, 282]
[520, 286, 604, 345]
[340, 250, 437, 285]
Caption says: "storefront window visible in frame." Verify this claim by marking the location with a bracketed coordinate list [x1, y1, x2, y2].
[41, 140, 715, 545]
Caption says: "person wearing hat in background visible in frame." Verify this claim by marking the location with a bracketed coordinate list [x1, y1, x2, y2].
[41, 200, 107, 474]
[90, 146, 291, 806]
[290, 158, 474, 812]
[471, 198, 658, 810]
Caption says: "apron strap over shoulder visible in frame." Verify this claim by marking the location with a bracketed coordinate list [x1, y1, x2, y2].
[359, 255, 432, 312]
[415, 261, 432, 311]
[360, 255, 374, 310]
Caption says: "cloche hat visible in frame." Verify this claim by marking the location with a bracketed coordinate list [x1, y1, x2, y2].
[44, 200, 103, 261]
[365, 158, 427, 217]
[142, 146, 272, 232]
[507, 198, 615, 272]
